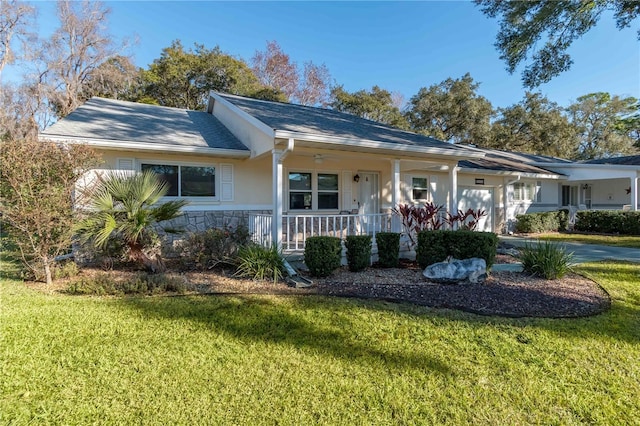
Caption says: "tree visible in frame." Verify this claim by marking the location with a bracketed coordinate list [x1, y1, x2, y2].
[0, 137, 100, 285]
[567, 92, 639, 159]
[475, 0, 640, 88]
[41, 0, 130, 118]
[488, 92, 579, 158]
[330, 85, 409, 128]
[251, 40, 332, 106]
[0, 0, 36, 80]
[75, 171, 188, 273]
[405, 73, 493, 144]
[140, 40, 264, 110]
[81, 55, 141, 101]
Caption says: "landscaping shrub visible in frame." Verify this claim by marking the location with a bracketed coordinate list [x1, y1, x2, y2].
[65, 272, 187, 296]
[519, 241, 574, 280]
[304, 236, 342, 277]
[53, 261, 80, 280]
[515, 211, 565, 233]
[416, 230, 498, 269]
[345, 235, 372, 272]
[176, 225, 251, 270]
[375, 232, 400, 268]
[235, 244, 284, 283]
[574, 211, 640, 235]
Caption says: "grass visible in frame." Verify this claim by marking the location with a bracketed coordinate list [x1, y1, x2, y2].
[2, 260, 640, 424]
[535, 232, 640, 249]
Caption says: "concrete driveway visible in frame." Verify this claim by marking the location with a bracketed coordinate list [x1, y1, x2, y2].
[499, 235, 640, 264]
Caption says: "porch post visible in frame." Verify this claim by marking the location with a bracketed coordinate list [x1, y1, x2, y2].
[631, 176, 638, 211]
[448, 163, 459, 230]
[272, 150, 283, 247]
[391, 159, 401, 232]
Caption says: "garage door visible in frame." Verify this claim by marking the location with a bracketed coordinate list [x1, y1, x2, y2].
[457, 187, 493, 232]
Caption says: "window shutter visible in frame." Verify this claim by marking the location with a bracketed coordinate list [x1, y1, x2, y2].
[536, 181, 542, 203]
[342, 171, 352, 211]
[117, 158, 135, 170]
[430, 175, 438, 203]
[403, 174, 413, 203]
[220, 163, 233, 201]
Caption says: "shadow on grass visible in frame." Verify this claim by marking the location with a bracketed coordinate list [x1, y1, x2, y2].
[121, 295, 453, 375]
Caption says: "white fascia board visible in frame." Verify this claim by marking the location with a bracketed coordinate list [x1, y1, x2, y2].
[39, 135, 251, 158]
[209, 92, 275, 138]
[459, 166, 566, 180]
[533, 162, 640, 171]
[274, 130, 485, 159]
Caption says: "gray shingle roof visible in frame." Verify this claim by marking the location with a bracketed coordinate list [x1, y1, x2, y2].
[583, 155, 640, 166]
[218, 93, 468, 153]
[458, 147, 567, 176]
[41, 97, 249, 152]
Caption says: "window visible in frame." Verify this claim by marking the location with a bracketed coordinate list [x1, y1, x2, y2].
[142, 163, 215, 197]
[512, 182, 537, 202]
[289, 172, 312, 209]
[289, 171, 339, 210]
[411, 177, 429, 201]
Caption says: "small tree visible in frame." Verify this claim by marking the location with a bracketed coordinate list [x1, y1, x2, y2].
[0, 137, 100, 284]
[75, 170, 187, 272]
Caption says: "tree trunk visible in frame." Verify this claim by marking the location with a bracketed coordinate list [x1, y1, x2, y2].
[43, 257, 53, 286]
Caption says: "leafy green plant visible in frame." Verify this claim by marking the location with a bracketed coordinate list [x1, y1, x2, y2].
[345, 235, 372, 272]
[53, 261, 80, 280]
[375, 232, 400, 268]
[515, 211, 564, 233]
[176, 225, 251, 271]
[235, 244, 284, 283]
[75, 171, 188, 273]
[575, 211, 640, 235]
[304, 236, 342, 277]
[65, 272, 187, 296]
[519, 241, 575, 280]
[416, 230, 498, 268]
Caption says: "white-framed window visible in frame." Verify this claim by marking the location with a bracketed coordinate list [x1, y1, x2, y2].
[411, 176, 429, 201]
[288, 171, 339, 210]
[512, 182, 539, 202]
[141, 162, 217, 198]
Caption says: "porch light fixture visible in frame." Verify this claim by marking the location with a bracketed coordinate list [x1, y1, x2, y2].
[582, 184, 589, 190]
[353, 174, 360, 183]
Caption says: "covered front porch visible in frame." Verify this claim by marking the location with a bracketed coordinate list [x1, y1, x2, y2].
[257, 136, 482, 251]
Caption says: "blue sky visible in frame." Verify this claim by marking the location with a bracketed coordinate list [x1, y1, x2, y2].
[22, 1, 640, 109]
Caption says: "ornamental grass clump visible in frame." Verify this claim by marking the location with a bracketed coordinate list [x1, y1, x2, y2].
[235, 244, 284, 283]
[519, 240, 574, 280]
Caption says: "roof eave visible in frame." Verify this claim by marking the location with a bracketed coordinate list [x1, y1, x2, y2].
[274, 130, 485, 160]
[459, 166, 566, 180]
[39, 135, 251, 158]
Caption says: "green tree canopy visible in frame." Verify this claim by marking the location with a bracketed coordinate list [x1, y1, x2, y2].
[140, 40, 265, 110]
[475, 0, 640, 88]
[329, 85, 408, 129]
[405, 73, 493, 144]
[488, 92, 579, 158]
[567, 92, 639, 159]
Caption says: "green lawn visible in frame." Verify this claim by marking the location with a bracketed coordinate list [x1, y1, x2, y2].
[2, 261, 639, 425]
[533, 232, 640, 249]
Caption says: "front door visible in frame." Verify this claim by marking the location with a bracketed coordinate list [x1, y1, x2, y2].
[358, 172, 379, 215]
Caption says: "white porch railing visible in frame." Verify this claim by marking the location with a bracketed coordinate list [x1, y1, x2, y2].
[249, 213, 398, 252]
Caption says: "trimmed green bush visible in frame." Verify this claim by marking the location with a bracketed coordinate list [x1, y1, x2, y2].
[519, 241, 574, 280]
[375, 232, 400, 268]
[416, 230, 498, 269]
[304, 236, 342, 277]
[515, 211, 565, 233]
[574, 210, 640, 235]
[235, 244, 284, 283]
[345, 235, 372, 272]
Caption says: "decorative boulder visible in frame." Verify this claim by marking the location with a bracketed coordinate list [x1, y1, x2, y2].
[423, 257, 487, 284]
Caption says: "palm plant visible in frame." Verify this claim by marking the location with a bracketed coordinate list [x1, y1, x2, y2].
[76, 171, 188, 272]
